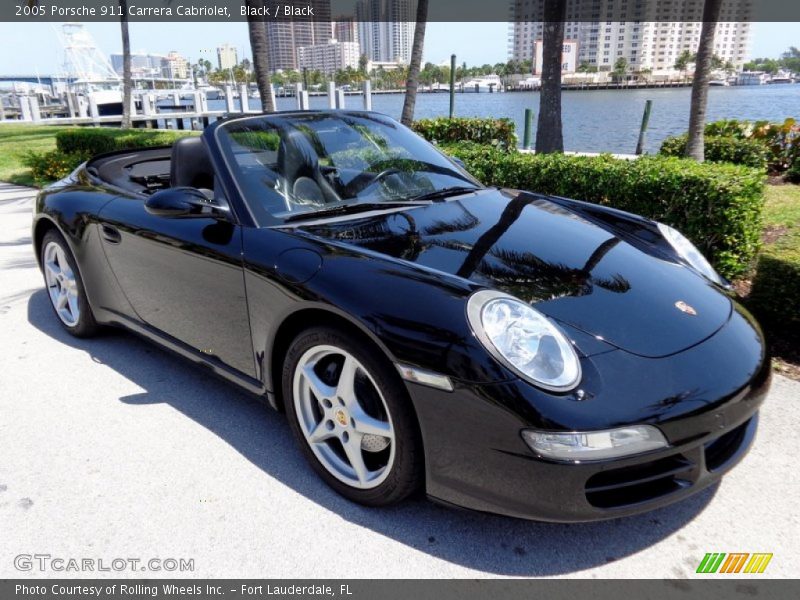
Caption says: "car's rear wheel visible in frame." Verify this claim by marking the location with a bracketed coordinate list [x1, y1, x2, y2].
[283, 326, 422, 506]
[41, 230, 98, 338]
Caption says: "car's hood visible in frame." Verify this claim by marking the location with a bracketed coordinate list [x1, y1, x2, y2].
[297, 188, 731, 358]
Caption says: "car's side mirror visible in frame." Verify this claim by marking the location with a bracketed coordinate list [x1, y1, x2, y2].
[145, 187, 222, 218]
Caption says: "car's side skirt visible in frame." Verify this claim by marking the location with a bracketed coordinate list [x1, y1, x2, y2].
[95, 307, 271, 404]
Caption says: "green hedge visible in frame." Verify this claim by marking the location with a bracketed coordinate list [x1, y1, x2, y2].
[24, 128, 196, 185]
[413, 117, 517, 150]
[56, 128, 195, 157]
[659, 134, 768, 170]
[749, 230, 800, 328]
[444, 142, 765, 279]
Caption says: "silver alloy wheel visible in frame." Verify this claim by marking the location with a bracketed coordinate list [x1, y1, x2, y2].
[43, 241, 80, 327]
[293, 345, 396, 489]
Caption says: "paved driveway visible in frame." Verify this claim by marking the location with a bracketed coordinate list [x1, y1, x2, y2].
[0, 183, 798, 578]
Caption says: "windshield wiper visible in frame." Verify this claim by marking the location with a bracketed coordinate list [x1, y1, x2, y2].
[409, 186, 480, 202]
[283, 201, 428, 223]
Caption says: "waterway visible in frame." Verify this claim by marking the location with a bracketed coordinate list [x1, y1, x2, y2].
[211, 84, 799, 154]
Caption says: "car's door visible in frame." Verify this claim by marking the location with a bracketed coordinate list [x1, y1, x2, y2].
[96, 187, 255, 378]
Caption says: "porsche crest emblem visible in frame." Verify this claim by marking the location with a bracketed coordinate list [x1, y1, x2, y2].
[334, 409, 349, 427]
[675, 300, 697, 316]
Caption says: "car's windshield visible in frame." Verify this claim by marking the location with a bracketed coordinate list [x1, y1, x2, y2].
[215, 112, 480, 223]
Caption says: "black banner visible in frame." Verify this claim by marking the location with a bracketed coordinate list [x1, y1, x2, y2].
[3, 580, 800, 600]
[4, 0, 800, 23]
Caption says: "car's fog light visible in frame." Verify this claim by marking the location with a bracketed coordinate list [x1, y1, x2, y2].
[521, 425, 669, 462]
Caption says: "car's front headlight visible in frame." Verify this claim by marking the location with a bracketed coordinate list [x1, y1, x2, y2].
[466, 290, 581, 392]
[521, 425, 669, 461]
[657, 222, 725, 285]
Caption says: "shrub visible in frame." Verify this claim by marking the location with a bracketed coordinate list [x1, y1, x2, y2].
[23, 150, 84, 184]
[749, 230, 800, 329]
[25, 128, 197, 185]
[659, 134, 768, 170]
[413, 117, 517, 150]
[749, 118, 800, 173]
[56, 127, 194, 158]
[785, 163, 800, 184]
[661, 118, 799, 174]
[444, 142, 765, 279]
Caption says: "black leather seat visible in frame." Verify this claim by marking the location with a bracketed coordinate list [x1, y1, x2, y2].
[170, 137, 214, 190]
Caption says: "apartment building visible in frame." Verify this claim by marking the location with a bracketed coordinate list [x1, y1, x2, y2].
[355, 0, 415, 64]
[264, 0, 333, 71]
[216, 43, 238, 71]
[297, 40, 361, 75]
[510, 0, 752, 72]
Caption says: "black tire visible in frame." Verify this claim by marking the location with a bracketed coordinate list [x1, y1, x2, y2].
[283, 325, 423, 506]
[40, 229, 99, 338]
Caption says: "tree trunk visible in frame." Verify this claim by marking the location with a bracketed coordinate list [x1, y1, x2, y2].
[686, 0, 723, 162]
[247, 0, 275, 113]
[400, 0, 428, 126]
[535, 0, 566, 153]
[119, 0, 132, 129]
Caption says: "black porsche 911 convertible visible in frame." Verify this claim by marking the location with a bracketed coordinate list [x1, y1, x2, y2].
[32, 111, 770, 521]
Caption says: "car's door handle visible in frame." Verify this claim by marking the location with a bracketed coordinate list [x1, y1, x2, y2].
[101, 224, 122, 244]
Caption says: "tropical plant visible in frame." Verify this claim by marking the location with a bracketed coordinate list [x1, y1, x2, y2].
[119, 0, 132, 129]
[246, 0, 275, 112]
[535, 0, 567, 154]
[686, 0, 724, 162]
[401, 0, 428, 126]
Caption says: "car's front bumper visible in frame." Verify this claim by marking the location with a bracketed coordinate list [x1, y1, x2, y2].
[406, 304, 771, 522]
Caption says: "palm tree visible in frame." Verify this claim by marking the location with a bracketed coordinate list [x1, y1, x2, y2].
[535, 0, 567, 154]
[686, 0, 724, 162]
[400, 0, 428, 126]
[246, 0, 275, 112]
[119, 0, 132, 128]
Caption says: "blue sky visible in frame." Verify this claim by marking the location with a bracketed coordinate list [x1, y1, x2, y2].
[0, 21, 795, 74]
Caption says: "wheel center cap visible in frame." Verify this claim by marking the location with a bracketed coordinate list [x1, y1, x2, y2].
[334, 409, 348, 427]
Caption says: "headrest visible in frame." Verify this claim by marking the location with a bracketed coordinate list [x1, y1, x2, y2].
[170, 137, 214, 190]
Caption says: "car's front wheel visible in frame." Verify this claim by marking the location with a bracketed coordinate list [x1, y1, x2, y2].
[40, 229, 98, 338]
[283, 326, 422, 506]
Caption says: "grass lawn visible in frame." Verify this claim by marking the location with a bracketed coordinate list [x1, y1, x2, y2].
[755, 183, 800, 379]
[0, 124, 75, 187]
[763, 183, 800, 230]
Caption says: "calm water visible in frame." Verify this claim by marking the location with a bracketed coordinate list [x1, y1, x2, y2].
[208, 84, 799, 154]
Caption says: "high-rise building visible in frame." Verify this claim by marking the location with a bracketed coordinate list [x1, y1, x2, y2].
[217, 43, 238, 70]
[161, 51, 190, 79]
[509, 0, 752, 72]
[333, 16, 358, 44]
[297, 40, 361, 75]
[264, 0, 332, 71]
[356, 0, 415, 64]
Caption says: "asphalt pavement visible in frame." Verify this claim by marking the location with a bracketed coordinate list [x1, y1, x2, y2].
[0, 182, 798, 578]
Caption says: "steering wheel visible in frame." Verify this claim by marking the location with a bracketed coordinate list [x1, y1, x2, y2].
[345, 168, 402, 196]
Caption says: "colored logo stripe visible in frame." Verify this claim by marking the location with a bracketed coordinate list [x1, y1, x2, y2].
[720, 553, 749, 573]
[696, 553, 773, 574]
[744, 553, 773, 574]
[697, 553, 726, 573]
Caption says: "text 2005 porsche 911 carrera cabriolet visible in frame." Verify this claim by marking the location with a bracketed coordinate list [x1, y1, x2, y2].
[32, 111, 770, 521]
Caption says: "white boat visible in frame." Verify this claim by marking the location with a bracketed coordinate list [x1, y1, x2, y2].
[770, 71, 793, 84]
[517, 76, 541, 90]
[463, 74, 503, 92]
[59, 24, 123, 115]
[709, 79, 729, 86]
[737, 71, 770, 85]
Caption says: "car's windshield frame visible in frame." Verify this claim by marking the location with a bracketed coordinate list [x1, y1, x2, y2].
[212, 111, 482, 227]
